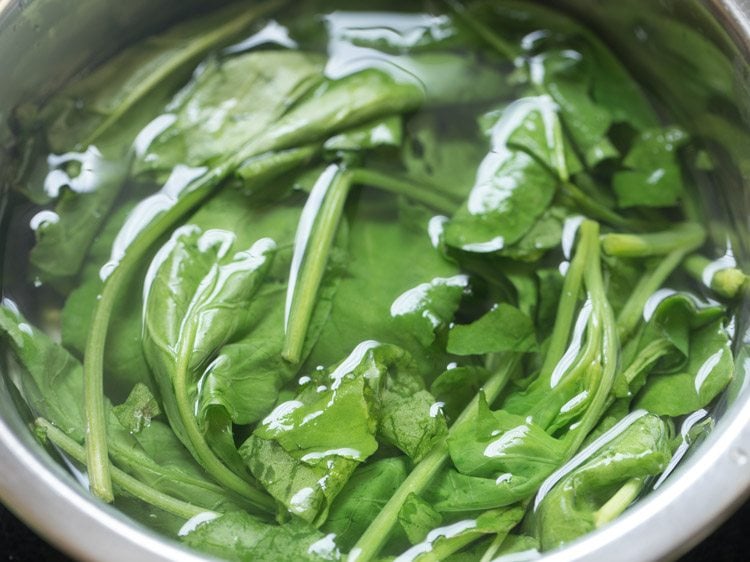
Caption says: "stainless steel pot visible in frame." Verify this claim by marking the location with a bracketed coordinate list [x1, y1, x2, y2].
[1, 1, 749, 561]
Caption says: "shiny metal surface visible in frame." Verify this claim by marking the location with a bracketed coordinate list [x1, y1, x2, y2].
[1, 1, 749, 561]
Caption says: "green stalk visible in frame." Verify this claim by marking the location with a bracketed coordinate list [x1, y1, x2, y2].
[349, 355, 520, 562]
[83, 162, 241, 503]
[593, 477, 644, 527]
[616, 244, 703, 343]
[621, 338, 673, 387]
[561, 182, 641, 230]
[538, 220, 590, 380]
[683, 254, 749, 299]
[480, 532, 507, 562]
[283, 166, 353, 364]
[563, 221, 618, 456]
[37, 419, 212, 520]
[350, 168, 460, 215]
[601, 223, 705, 258]
[173, 320, 275, 510]
[443, 0, 518, 61]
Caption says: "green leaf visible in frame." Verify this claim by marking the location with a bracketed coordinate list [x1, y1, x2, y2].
[136, 50, 325, 176]
[324, 458, 409, 551]
[534, 413, 672, 550]
[447, 396, 565, 480]
[431, 366, 492, 422]
[241, 433, 359, 526]
[182, 511, 341, 562]
[324, 115, 403, 153]
[0, 303, 86, 441]
[142, 225, 275, 494]
[447, 303, 537, 355]
[444, 150, 557, 254]
[113, 383, 161, 434]
[612, 127, 689, 208]
[390, 275, 469, 347]
[28, 1, 279, 287]
[306, 194, 459, 378]
[244, 343, 445, 524]
[395, 505, 526, 561]
[399, 493, 443, 545]
[635, 319, 733, 416]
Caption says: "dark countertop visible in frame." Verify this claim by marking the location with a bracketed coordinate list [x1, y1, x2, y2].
[1, 500, 749, 561]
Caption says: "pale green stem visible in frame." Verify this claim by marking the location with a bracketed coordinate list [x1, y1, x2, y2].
[37, 419, 212, 520]
[350, 168, 460, 215]
[593, 478, 644, 527]
[683, 254, 749, 300]
[601, 223, 705, 258]
[283, 166, 352, 364]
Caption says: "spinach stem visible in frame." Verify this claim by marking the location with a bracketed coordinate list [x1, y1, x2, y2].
[351, 168, 461, 215]
[593, 477, 643, 527]
[563, 221, 618, 455]
[480, 532, 507, 562]
[83, 165, 233, 503]
[601, 223, 705, 258]
[683, 253, 748, 299]
[443, 0, 518, 60]
[616, 242, 704, 343]
[283, 165, 353, 364]
[174, 327, 276, 510]
[538, 220, 590, 380]
[561, 181, 639, 230]
[37, 418, 213, 520]
[349, 354, 520, 562]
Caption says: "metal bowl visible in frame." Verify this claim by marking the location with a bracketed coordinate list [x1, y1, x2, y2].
[1, 1, 749, 560]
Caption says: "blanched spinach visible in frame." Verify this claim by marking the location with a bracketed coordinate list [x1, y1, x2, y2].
[4, 0, 743, 560]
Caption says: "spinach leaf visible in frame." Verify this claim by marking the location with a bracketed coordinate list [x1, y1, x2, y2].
[613, 293, 725, 398]
[142, 225, 276, 506]
[306, 194, 459, 379]
[135, 50, 325, 177]
[431, 366, 492, 422]
[394, 506, 526, 562]
[635, 319, 733, 416]
[28, 1, 280, 287]
[534, 412, 672, 550]
[0, 302, 86, 441]
[390, 275, 469, 348]
[182, 511, 341, 562]
[448, 396, 565, 480]
[243, 342, 446, 524]
[324, 458, 409, 551]
[447, 303, 537, 355]
[0, 304, 250, 513]
[444, 100, 559, 254]
[112, 383, 161, 434]
[612, 126, 689, 208]
[399, 494, 443, 545]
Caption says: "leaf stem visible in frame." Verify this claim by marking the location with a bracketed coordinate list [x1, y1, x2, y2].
[683, 254, 749, 300]
[348, 354, 520, 562]
[283, 165, 353, 364]
[593, 477, 643, 527]
[601, 223, 705, 258]
[616, 240, 704, 343]
[561, 182, 640, 230]
[37, 419, 212, 520]
[83, 165, 234, 503]
[538, 220, 590, 380]
[563, 221, 618, 456]
[351, 168, 461, 215]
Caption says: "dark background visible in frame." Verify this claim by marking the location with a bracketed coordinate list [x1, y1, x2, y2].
[0, 500, 748, 561]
